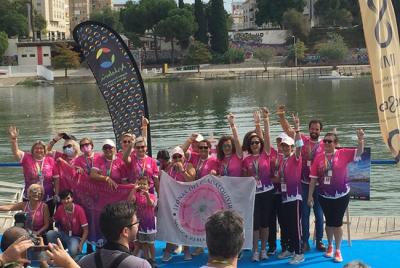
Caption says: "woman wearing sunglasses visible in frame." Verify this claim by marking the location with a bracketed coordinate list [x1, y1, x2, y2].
[123, 136, 159, 194]
[216, 113, 243, 177]
[8, 126, 59, 216]
[308, 129, 365, 263]
[47, 133, 80, 165]
[242, 108, 274, 262]
[90, 139, 125, 190]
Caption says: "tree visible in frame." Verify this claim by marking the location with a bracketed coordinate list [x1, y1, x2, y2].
[253, 47, 276, 71]
[53, 44, 81, 78]
[155, 8, 197, 64]
[90, 7, 122, 31]
[255, 0, 305, 27]
[282, 9, 310, 41]
[208, 0, 228, 54]
[0, 1, 28, 37]
[314, 0, 353, 27]
[317, 33, 348, 66]
[183, 40, 211, 64]
[0, 32, 8, 60]
[178, 0, 184, 8]
[194, 0, 208, 44]
[288, 39, 306, 64]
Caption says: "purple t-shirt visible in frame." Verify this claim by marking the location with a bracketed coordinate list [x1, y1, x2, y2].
[243, 150, 274, 194]
[277, 153, 302, 203]
[310, 148, 357, 198]
[135, 191, 156, 234]
[300, 134, 324, 184]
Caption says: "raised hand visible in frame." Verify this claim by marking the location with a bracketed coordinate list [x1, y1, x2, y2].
[8, 126, 19, 139]
[292, 113, 300, 130]
[276, 105, 286, 116]
[227, 113, 235, 126]
[142, 116, 149, 128]
[253, 110, 261, 125]
[261, 107, 269, 119]
[357, 128, 365, 141]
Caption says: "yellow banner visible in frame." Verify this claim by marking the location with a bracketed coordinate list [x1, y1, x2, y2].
[359, 0, 400, 162]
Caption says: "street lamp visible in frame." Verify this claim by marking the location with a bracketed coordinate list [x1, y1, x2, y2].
[292, 35, 297, 67]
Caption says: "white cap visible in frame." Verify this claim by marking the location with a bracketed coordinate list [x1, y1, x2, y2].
[171, 146, 184, 157]
[281, 136, 295, 146]
[102, 139, 116, 148]
[277, 132, 289, 140]
[194, 134, 204, 142]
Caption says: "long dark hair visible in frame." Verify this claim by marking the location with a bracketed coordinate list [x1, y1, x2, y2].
[217, 136, 236, 160]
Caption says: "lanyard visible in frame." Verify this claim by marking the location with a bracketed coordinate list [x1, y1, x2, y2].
[252, 156, 259, 179]
[308, 141, 320, 160]
[27, 201, 41, 229]
[136, 157, 147, 177]
[196, 158, 208, 178]
[324, 152, 335, 172]
[279, 156, 290, 181]
[104, 158, 113, 177]
[64, 204, 74, 233]
[84, 155, 93, 174]
[222, 156, 231, 176]
[170, 162, 187, 179]
[35, 159, 45, 178]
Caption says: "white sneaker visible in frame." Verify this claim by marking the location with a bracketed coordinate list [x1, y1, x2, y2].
[289, 254, 305, 265]
[277, 250, 294, 259]
[252, 251, 260, 262]
[260, 250, 269, 260]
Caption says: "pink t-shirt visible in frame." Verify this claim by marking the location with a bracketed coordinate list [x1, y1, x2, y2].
[242, 150, 274, 194]
[217, 154, 242, 177]
[74, 153, 101, 175]
[135, 191, 156, 234]
[277, 153, 302, 203]
[269, 148, 281, 194]
[167, 162, 189, 182]
[128, 155, 159, 191]
[310, 148, 357, 199]
[300, 134, 324, 184]
[20, 152, 59, 201]
[53, 151, 78, 166]
[24, 201, 45, 232]
[115, 151, 131, 180]
[191, 154, 219, 179]
[92, 155, 127, 184]
[54, 203, 88, 237]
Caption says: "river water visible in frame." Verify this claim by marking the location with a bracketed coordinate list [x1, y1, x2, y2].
[0, 77, 399, 215]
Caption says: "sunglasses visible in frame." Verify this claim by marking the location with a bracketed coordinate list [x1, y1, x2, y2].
[199, 146, 209, 150]
[62, 144, 73, 149]
[122, 140, 131, 144]
[135, 146, 146, 149]
[323, 139, 334, 144]
[80, 143, 91, 147]
[103, 145, 113, 150]
[172, 154, 183, 159]
[223, 144, 232, 148]
[250, 141, 260, 145]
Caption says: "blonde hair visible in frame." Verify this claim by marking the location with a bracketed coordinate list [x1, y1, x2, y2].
[64, 140, 81, 156]
[27, 184, 44, 197]
[30, 141, 47, 155]
[134, 136, 147, 147]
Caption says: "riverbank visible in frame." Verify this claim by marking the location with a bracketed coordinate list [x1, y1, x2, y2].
[0, 64, 371, 87]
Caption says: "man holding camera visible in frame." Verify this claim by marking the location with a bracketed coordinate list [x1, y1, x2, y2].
[46, 189, 88, 258]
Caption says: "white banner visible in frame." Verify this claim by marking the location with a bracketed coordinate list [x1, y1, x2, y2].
[156, 171, 256, 249]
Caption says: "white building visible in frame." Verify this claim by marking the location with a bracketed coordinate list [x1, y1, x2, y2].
[17, 44, 52, 66]
[33, 0, 68, 40]
[231, 2, 244, 31]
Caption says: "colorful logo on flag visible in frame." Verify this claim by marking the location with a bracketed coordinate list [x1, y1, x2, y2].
[96, 47, 115, 69]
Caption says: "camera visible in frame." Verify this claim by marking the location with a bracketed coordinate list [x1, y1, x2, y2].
[27, 246, 49, 261]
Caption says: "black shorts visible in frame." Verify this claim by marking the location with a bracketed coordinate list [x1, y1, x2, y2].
[253, 190, 274, 230]
[318, 194, 350, 227]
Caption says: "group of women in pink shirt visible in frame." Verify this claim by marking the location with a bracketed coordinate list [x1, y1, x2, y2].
[4, 105, 365, 265]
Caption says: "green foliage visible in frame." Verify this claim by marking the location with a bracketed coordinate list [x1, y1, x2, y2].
[90, 7, 122, 31]
[53, 44, 81, 77]
[194, 0, 208, 44]
[314, 0, 355, 26]
[183, 40, 211, 64]
[288, 39, 306, 61]
[255, 0, 305, 26]
[208, 0, 228, 53]
[0, 1, 28, 37]
[317, 33, 348, 64]
[178, 0, 184, 8]
[0, 32, 8, 59]
[282, 9, 310, 41]
[253, 47, 276, 71]
[212, 48, 245, 64]
[33, 10, 46, 32]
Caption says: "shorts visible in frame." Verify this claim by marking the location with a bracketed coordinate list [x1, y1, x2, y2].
[137, 232, 156, 244]
[253, 190, 274, 230]
[319, 194, 350, 227]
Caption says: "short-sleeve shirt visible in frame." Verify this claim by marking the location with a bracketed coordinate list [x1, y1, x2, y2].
[74, 153, 101, 175]
[300, 134, 324, 184]
[92, 155, 127, 184]
[20, 152, 59, 201]
[277, 153, 302, 203]
[54, 203, 88, 237]
[242, 150, 274, 194]
[128, 155, 159, 191]
[217, 153, 242, 177]
[24, 201, 46, 232]
[191, 154, 219, 180]
[167, 162, 190, 182]
[78, 250, 151, 268]
[310, 148, 357, 199]
[135, 191, 156, 234]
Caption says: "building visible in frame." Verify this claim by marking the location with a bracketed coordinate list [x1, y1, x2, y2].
[112, 3, 125, 12]
[231, 2, 244, 31]
[17, 43, 52, 66]
[303, 0, 318, 27]
[33, 0, 68, 40]
[69, 0, 91, 34]
[91, 0, 112, 13]
[242, 0, 257, 30]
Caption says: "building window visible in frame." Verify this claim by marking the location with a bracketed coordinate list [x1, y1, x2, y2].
[44, 54, 49, 57]
[22, 54, 27, 58]
[30, 54, 35, 57]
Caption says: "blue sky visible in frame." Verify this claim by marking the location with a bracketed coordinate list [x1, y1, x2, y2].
[112, 0, 233, 13]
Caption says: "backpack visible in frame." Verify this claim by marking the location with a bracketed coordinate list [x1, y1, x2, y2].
[94, 249, 130, 268]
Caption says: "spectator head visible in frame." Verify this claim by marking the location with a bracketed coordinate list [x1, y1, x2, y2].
[59, 189, 74, 209]
[100, 201, 138, 243]
[30, 141, 47, 158]
[205, 210, 244, 260]
[1, 226, 30, 252]
[27, 184, 44, 201]
[217, 135, 236, 160]
[343, 260, 370, 268]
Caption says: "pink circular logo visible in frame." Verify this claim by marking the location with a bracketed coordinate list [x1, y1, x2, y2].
[177, 184, 227, 236]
